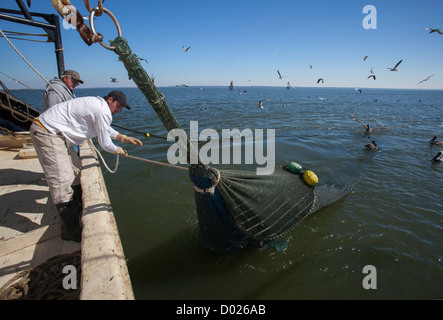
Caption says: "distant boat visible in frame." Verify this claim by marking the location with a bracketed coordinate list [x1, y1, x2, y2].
[286, 82, 291, 89]
[229, 81, 234, 90]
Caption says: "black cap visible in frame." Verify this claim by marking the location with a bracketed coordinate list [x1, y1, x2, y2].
[107, 90, 130, 109]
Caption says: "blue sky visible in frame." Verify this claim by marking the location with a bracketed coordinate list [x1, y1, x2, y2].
[1, 0, 442, 89]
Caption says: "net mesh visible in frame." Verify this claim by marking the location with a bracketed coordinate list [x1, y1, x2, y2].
[112, 36, 352, 251]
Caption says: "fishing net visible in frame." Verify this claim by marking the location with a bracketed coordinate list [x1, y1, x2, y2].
[112, 37, 352, 251]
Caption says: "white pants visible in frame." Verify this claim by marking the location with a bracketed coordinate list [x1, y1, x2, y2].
[30, 123, 81, 205]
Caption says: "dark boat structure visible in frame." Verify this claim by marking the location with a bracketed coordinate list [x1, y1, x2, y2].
[0, 89, 40, 131]
[229, 81, 234, 90]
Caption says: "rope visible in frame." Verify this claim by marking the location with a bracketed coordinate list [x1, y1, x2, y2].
[124, 154, 189, 171]
[0, 251, 81, 300]
[0, 28, 65, 102]
[0, 71, 43, 95]
[88, 139, 119, 173]
[88, 138, 188, 172]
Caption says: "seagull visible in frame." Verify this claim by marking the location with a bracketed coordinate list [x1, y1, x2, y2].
[199, 106, 207, 111]
[182, 46, 191, 52]
[137, 57, 149, 64]
[368, 75, 376, 80]
[429, 136, 443, 146]
[370, 67, 374, 74]
[387, 60, 403, 71]
[431, 151, 443, 162]
[364, 55, 371, 61]
[364, 140, 379, 151]
[424, 28, 443, 35]
[355, 87, 362, 94]
[237, 89, 247, 95]
[274, 50, 280, 55]
[110, 77, 118, 82]
[309, 65, 313, 69]
[418, 74, 435, 84]
[317, 78, 325, 84]
[277, 70, 287, 80]
[352, 113, 393, 138]
[257, 100, 263, 108]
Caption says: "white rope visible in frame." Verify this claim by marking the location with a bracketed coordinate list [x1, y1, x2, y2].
[88, 139, 119, 174]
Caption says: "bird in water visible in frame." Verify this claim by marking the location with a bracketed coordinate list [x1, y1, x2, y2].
[387, 60, 403, 71]
[431, 151, 443, 162]
[257, 100, 263, 108]
[352, 113, 393, 138]
[429, 136, 443, 146]
[364, 140, 379, 151]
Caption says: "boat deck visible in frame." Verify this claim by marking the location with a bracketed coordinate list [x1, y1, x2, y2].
[0, 133, 134, 299]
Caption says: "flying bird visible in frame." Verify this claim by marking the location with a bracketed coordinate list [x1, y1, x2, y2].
[277, 70, 287, 79]
[368, 75, 376, 80]
[317, 78, 324, 84]
[309, 65, 313, 69]
[237, 89, 247, 95]
[429, 136, 443, 146]
[364, 141, 379, 151]
[110, 77, 118, 82]
[364, 56, 371, 61]
[424, 28, 443, 35]
[370, 67, 374, 74]
[182, 46, 191, 52]
[387, 60, 403, 71]
[352, 113, 393, 138]
[137, 57, 149, 64]
[355, 87, 362, 94]
[418, 74, 435, 84]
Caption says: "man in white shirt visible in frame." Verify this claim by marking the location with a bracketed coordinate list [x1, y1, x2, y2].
[30, 90, 142, 242]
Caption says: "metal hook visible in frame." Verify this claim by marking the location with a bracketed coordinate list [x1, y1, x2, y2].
[89, 6, 122, 50]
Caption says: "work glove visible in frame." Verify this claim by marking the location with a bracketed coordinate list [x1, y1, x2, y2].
[113, 146, 128, 156]
[120, 134, 143, 146]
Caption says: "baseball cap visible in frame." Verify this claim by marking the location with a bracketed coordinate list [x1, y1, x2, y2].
[107, 90, 130, 109]
[63, 70, 84, 84]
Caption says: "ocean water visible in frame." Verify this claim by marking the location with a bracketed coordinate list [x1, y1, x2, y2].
[11, 86, 443, 299]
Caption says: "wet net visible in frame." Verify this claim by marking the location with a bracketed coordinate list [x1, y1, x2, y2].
[112, 37, 352, 251]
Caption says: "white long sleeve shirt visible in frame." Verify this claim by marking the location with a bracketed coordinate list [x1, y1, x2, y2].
[39, 96, 120, 153]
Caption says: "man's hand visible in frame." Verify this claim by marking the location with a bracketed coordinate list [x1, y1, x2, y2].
[113, 146, 128, 156]
[119, 134, 143, 146]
